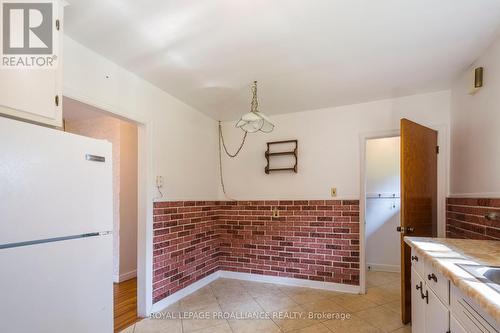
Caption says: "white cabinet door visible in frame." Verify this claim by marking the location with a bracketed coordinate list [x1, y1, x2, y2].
[411, 267, 425, 333]
[450, 314, 467, 333]
[425, 287, 449, 333]
[0, 0, 64, 127]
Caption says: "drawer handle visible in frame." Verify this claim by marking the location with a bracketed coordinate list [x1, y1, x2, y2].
[421, 289, 429, 304]
[411, 255, 419, 262]
[427, 273, 437, 283]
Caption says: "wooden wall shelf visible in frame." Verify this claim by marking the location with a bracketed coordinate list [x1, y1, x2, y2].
[265, 140, 298, 174]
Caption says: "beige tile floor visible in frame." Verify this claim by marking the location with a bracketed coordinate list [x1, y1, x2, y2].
[121, 271, 411, 333]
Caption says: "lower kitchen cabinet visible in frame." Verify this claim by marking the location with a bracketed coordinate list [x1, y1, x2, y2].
[411, 267, 426, 333]
[450, 314, 468, 333]
[409, 244, 499, 333]
[411, 266, 449, 333]
[425, 285, 449, 333]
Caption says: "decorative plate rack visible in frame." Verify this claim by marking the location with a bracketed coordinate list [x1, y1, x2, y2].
[265, 140, 298, 174]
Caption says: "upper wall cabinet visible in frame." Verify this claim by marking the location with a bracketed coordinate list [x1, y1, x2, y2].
[0, 0, 65, 127]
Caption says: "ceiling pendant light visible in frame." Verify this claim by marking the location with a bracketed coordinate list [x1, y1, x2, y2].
[235, 81, 275, 133]
[218, 80, 275, 199]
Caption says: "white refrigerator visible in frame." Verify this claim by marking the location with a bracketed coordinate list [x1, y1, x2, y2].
[0, 117, 114, 332]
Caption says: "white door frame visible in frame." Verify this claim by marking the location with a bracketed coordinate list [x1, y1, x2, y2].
[359, 124, 448, 294]
[63, 91, 154, 316]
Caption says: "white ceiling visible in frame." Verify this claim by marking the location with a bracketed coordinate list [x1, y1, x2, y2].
[64, 0, 500, 120]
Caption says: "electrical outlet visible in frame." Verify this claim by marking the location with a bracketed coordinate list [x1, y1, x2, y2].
[272, 207, 280, 218]
[331, 187, 337, 197]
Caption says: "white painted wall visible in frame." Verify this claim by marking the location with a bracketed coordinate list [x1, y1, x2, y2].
[220, 91, 451, 201]
[63, 35, 221, 315]
[450, 35, 500, 197]
[63, 36, 220, 201]
[365, 137, 401, 272]
[119, 121, 138, 282]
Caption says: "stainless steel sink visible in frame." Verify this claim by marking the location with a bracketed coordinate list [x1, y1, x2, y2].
[458, 264, 500, 293]
[483, 267, 500, 284]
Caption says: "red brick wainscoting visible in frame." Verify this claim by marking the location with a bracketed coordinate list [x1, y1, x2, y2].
[217, 200, 360, 285]
[152, 201, 220, 303]
[152, 200, 360, 304]
[446, 198, 500, 240]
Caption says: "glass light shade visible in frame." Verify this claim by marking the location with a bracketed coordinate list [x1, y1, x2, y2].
[235, 111, 274, 133]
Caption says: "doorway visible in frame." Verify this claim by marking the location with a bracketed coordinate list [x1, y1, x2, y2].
[360, 120, 445, 326]
[362, 135, 403, 325]
[365, 136, 401, 273]
[63, 97, 140, 332]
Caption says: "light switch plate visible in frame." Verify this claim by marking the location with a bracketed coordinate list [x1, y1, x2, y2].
[331, 187, 337, 197]
[156, 176, 164, 187]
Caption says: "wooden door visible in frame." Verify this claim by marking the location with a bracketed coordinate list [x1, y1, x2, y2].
[400, 118, 438, 324]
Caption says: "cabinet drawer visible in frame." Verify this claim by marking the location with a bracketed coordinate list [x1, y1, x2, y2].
[424, 260, 449, 305]
[450, 284, 499, 333]
[411, 247, 424, 278]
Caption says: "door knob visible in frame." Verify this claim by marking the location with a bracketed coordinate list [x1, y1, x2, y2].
[396, 226, 415, 234]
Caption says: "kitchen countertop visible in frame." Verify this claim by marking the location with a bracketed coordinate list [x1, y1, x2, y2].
[404, 237, 500, 323]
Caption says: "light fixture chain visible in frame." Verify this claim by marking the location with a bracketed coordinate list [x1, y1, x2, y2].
[251, 81, 259, 113]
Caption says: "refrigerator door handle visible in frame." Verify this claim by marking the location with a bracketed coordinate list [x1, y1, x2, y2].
[0, 232, 109, 250]
[85, 154, 106, 162]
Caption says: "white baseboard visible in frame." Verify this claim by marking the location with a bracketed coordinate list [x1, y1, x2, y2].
[114, 270, 137, 284]
[219, 271, 360, 294]
[120, 270, 137, 282]
[367, 263, 400, 273]
[150, 270, 361, 314]
[151, 271, 221, 313]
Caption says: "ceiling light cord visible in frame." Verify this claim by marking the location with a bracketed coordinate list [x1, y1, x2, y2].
[219, 121, 247, 158]
[218, 121, 248, 200]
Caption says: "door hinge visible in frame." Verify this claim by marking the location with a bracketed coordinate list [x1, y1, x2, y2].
[436, 145, 440, 154]
[55, 95, 59, 107]
[56, 19, 60, 31]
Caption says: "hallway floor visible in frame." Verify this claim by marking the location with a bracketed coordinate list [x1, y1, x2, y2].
[115, 278, 141, 332]
[121, 271, 410, 333]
